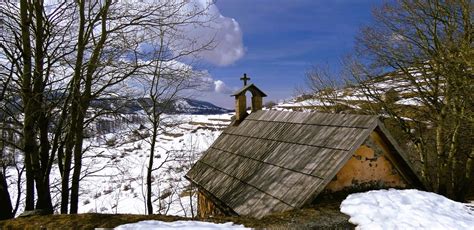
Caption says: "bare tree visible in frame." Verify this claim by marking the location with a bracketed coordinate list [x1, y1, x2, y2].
[301, 65, 356, 113]
[139, 30, 212, 214]
[0, 0, 75, 213]
[0, 0, 219, 215]
[348, 0, 473, 200]
[60, 0, 219, 214]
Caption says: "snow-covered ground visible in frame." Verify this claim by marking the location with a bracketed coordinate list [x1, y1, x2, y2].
[115, 220, 248, 229]
[78, 113, 233, 216]
[6, 113, 233, 217]
[341, 189, 474, 230]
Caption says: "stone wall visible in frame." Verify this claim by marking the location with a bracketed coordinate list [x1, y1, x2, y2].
[324, 131, 407, 193]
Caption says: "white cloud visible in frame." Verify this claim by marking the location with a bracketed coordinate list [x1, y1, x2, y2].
[180, 0, 245, 66]
[196, 72, 235, 94]
[43, 0, 244, 66]
[199, 17, 245, 66]
[214, 80, 233, 94]
[128, 0, 245, 66]
[197, 71, 215, 92]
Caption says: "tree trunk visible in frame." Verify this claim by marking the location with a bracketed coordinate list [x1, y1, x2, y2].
[31, 0, 53, 214]
[60, 142, 72, 214]
[69, 114, 86, 214]
[34, 176, 53, 213]
[435, 114, 447, 195]
[0, 170, 13, 220]
[24, 153, 35, 211]
[35, 115, 53, 213]
[146, 123, 158, 215]
[19, 0, 35, 211]
[61, 0, 86, 214]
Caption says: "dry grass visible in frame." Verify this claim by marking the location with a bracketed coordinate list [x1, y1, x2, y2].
[0, 213, 187, 230]
[0, 202, 353, 230]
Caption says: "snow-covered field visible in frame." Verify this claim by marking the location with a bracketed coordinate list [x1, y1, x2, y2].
[341, 189, 474, 230]
[6, 113, 233, 217]
[79, 113, 233, 216]
[115, 220, 248, 229]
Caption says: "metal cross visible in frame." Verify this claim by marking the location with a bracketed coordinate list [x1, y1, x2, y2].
[240, 73, 250, 86]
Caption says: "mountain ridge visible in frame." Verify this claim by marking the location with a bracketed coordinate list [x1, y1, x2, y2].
[90, 97, 233, 115]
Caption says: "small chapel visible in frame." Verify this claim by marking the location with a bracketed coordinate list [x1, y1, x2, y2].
[185, 74, 423, 219]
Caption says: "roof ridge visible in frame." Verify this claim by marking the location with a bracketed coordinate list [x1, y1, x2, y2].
[244, 117, 376, 129]
[257, 109, 378, 117]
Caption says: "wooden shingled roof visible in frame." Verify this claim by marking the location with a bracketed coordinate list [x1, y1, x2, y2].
[185, 110, 420, 218]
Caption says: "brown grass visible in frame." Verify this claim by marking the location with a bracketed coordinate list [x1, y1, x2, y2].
[0, 202, 353, 230]
[0, 213, 187, 230]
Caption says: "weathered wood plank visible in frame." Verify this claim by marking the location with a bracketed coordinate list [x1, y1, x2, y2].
[282, 175, 326, 207]
[224, 124, 366, 150]
[309, 149, 347, 178]
[247, 193, 293, 218]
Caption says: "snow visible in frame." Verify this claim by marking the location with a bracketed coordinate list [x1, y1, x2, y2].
[278, 99, 328, 108]
[340, 189, 474, 230]
[74, 113, 233, 216]
[115, 220, 249, 229]
[275, 72, 443, 111]
[395, 98, 422, 106]
[6, 113, 233, 217]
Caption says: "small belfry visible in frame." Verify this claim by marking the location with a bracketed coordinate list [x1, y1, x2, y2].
[232, 73, 267, 123]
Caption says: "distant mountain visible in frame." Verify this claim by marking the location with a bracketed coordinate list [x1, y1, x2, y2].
[90, 97, 233, 115]
[171, 98, 233, 114]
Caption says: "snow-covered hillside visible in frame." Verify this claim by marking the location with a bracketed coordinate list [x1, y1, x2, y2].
[277, 73, 427, 110]
[171, 98, 233, 114]
[6, 113, 233, 217]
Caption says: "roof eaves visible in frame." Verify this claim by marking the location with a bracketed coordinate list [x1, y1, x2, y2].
[184, 174, 239, 216]
[231, 84, 267, 97]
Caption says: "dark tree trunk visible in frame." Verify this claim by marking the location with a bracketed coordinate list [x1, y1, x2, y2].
[19, 0, 35, 211]
[146, 123, 158, 214]
[31, 0, 53, 214]
[0, 170, 13, 220]
[60, 141, 72, 214]
[65, 0, 87, 214]
[69, 116, 86, 214]
[37, 114, 53, 213]
[24, 153, 35, 211]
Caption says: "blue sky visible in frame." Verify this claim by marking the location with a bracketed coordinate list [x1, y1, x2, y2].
[199, 0, 382, 108]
